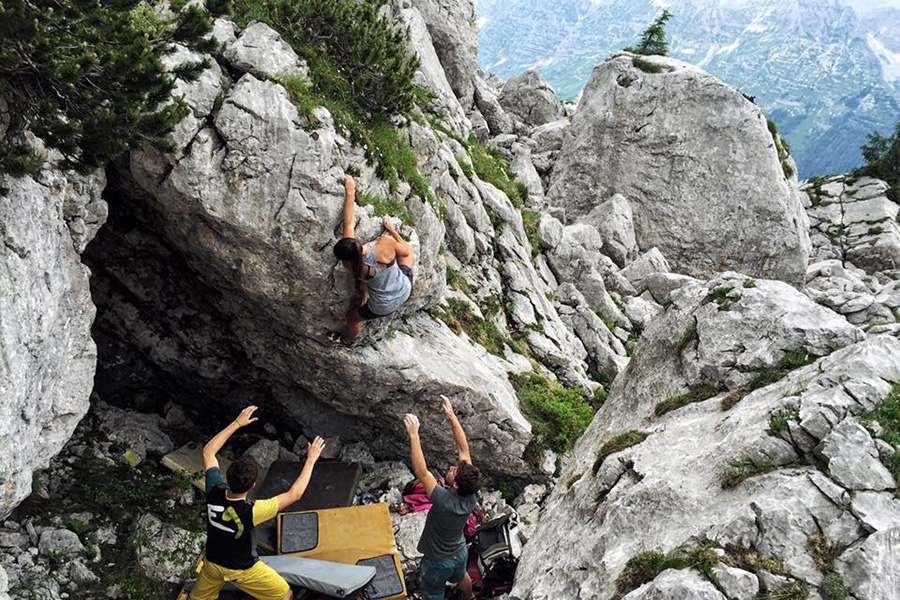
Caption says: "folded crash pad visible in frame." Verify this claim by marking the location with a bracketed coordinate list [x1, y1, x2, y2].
[278, 504, 406, 600]
[256, 460, 361, 553]
[181, 555, 376, 599]
[161, 442, 232, 493]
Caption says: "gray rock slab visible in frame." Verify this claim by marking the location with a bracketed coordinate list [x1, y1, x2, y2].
[836, 527, 900, 600]
[621, 569, 726, 600]
[817, 418, 895, 491]
[223, 22, 307, 81]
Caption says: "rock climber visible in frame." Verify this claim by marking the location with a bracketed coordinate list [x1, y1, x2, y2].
[404, 396, 482, 600]
[332, 174, 416, 343]
[190, 406, 326, 600]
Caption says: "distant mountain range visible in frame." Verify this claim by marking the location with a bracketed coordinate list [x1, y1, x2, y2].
[476, 0, 900, 178]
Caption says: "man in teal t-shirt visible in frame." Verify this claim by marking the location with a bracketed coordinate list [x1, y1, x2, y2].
[404, 396, 482, 600]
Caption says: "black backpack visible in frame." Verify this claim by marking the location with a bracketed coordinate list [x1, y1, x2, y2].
[470, 514, 520, 597]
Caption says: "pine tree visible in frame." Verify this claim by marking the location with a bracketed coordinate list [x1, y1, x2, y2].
[626, 9, 673, 56]
[859, 121, 900, 201]
[0, 0, 230, 175]
[269, 0, 420, 118]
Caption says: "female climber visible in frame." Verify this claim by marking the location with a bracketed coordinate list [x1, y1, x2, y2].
[332, 174, 416, 343]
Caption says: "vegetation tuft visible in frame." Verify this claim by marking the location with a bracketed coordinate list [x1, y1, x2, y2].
[614, 544, 719, 599]
[632, 56, 665, 73]
[521, 209, 541, 257]
[655, 383, 721, 417]
[0, 0, 228, 175]
[437, 298, 507, 357]
[706, 285, 742, 311]
[511, 372, 594, 454]
[768, 408, 799, 435]
[767, 118, 796, 180]
[467, 137, 528, 208]
[859, 381, 900, 491]
[820, 573, 849, 600]
[593, 431, 649, 475]
[721, 350, 817, 411]
[721, 456, 777, 488]
[356, 191, 414, 226]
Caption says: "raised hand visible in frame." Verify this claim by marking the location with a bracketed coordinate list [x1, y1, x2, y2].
[307, 436, 327, 462]
[383, 215, 397, 232]
[441, 395, 455, 419]
[404, 413, 420, 437]
[234, 406, 259, 428]
[345, 174, 355, 192]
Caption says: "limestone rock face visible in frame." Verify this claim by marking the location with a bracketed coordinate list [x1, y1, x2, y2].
[804, 175, 900, 274]
[394, 4, 471, 137]
[512, 334, 900, 600]
[499, 71, 566, 128]
[223, 22, 308, 81]
[108, 41, 539, 475]
[548, 55, 810, 284]
[0, 163, 106, 519]
[407, 0, 478, 106]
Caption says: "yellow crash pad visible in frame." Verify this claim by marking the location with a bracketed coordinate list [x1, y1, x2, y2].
[278, 504, 406, 600]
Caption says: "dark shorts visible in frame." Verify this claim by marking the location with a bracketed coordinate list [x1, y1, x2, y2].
[419, 546, 468, 600]
[358, 265, 414, 321]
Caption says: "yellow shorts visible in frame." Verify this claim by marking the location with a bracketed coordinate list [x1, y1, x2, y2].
[189, 558, 290, 600]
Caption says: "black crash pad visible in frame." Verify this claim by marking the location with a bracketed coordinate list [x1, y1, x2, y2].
[255, 460, 361, 553]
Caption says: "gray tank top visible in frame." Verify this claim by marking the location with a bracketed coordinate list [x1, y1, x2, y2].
[364, 240, 411, 316]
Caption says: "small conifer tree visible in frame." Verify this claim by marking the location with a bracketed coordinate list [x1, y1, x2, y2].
[626, 9, 673, 56]
[859, 121, 900, 201]
[0, 0, 230, 175]
[273, 0, 420, 118]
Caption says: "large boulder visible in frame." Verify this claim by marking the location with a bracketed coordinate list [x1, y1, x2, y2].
[0, 159, 107, 519]
[548, 55, 810, 285]
[512, 333, 900, 600]
[498, 71, 566, 128]
[407, 0, 478, 107]
[114, 68, 534, 474]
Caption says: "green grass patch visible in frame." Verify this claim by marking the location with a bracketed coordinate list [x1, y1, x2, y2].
[614, 546, 720, 599]
[445, 266, 471, 295]
[437, 298, 506, 357]
[721, 545, 785, 574]
[356, 191, 414, 226]
[820, 573, 849, 600]
[705, 285, 742, 311]
[467, 137, 527, 208]
[592, 431, 649, 475]
[860, 381, 900, 489]
[655, 383, 720, 417]
[743, 278, 757, 288]
[370, 121, 434, 202]
[521, 209, 541, 257]
[768, 409, 799, 435]
[455, 153, 474, 179]
[721, 456, 777, 489]
[677, 318, 699, 352]
[722, 350, 817, 411]
[511, 372, 594, 454]
[632, 56, 664, 73]
[767, 583, 810, 600]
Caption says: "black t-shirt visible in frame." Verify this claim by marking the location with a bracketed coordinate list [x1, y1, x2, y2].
[204, 469, 259, 570]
